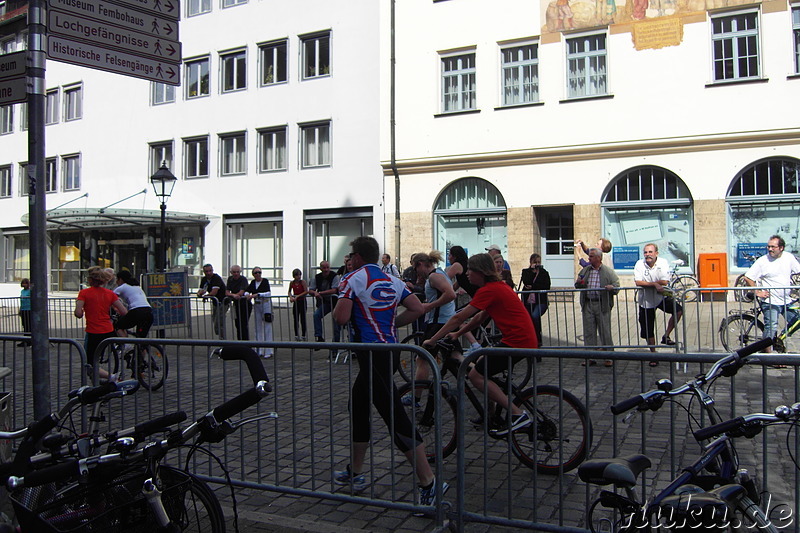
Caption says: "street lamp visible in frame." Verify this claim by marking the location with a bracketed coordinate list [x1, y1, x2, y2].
[150, 163, 177, 272]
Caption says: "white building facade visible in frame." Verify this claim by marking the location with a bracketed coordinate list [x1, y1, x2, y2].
[0, 0, 383, 293]
[382, 0, 800, 286]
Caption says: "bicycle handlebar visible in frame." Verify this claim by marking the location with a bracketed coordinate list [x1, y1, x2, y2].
[693, 416, 748, 441]
[212, 345, 270, 387]
[211, 384, 269, 423]
[129, 411, 187, 442]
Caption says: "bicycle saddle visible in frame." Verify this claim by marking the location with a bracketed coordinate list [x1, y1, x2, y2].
[578, 454, 651, 488]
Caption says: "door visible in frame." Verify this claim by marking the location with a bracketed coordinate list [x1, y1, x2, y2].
[540, 207, 574, 287]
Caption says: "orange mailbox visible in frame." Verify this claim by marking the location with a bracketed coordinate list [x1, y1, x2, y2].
[697, 253, 728, 295]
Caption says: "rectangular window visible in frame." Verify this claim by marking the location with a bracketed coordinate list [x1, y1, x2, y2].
[45, 89, 59, 125]
[223, 0, 246, 6]
[301, 32, 330, 79]
[259, 40, 287, 85]
[45, 158, 57, 193]
[221, 50, 247, 92]
[0, 166, 11, 198]
[4, 232, 30, 283]
[0, 38, 14, 54]
[151, 82, 175, 105]
[0, 105, 11, 134]
[300, 121, 331, 168]
[441, 52, 476, 112]
[62, 155, 81, 191]
[63, 84, 82, 121]
[220, 132, 246, 175]
[258, 127, 287, 172]
[566, 33, 607, 98]
[18, 162, 28, 195]
[185, 58, 210, 99]
[793, 5, 800, 74]
[184, 136, 209, 179]
[150, 142, 174, 176]
[20, 102, 27, 131]
[501, 44, 539, 106]
[227, 219, 283, 281]
[187, 0, 211, 16]
[711, 11, 760, 81]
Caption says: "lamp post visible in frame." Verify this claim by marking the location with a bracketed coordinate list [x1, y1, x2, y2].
[150, 163, 177, 272]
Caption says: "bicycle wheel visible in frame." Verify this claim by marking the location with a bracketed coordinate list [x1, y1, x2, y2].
[396, 379, 458, 462]
[733, 274, 753, 302]
[161, 467, 226, 533]
[718, 315, 764, 352]
[397, 332, 425, 384]
[673, 275, 700, 303]
[510, 384, 592, 474]
[130, 344, 168, 391]
[98, 344, 121, 377]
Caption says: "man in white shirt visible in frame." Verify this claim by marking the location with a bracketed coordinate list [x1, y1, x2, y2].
[633, 243, 683, 359]
[380, 253, 401, 277]
[744, 235, 800, 351]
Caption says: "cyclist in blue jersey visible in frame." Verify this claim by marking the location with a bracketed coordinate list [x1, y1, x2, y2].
[332, 236, 448, 511]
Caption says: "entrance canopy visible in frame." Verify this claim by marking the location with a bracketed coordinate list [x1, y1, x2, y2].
[22, 208, 211, 230]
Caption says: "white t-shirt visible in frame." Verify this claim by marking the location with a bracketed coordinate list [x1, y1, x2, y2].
[744, 252, 800, 306]
[633, 257, 670, 309]
[113, 283, 151, 310]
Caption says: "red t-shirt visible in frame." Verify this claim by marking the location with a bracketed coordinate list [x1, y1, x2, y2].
[77, 286, 118, 334]
[469, 281, 538, 349]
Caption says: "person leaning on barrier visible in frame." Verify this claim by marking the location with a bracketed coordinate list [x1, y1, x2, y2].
[197, 264, 227, 339]
[743, 234, 800, 356]
[575, 247, 620, 367]
[519, 253, 550, 345]
[226, 265, 250, 341]
[423, 252, 538, 437]
[308, 260, 341, 346]
[331, 236, 447, 508]
[246, 266, 273, 359]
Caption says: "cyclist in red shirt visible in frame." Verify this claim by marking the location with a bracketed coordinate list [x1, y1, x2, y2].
[423, 253, 538, 435]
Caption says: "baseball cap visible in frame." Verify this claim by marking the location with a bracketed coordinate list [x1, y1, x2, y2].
[485, 244, 501, 252]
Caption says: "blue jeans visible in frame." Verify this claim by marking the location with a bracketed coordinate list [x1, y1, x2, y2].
[761, 301, 800, 339]
[313, 300, 341, 342]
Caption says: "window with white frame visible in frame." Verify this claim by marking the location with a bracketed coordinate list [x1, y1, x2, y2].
[45, 158, 57, 193]
[441, 52, 476, 112]
[62, 155, 80, 191]
[220, 132, 246, 176]
[223, 0, 246, 7]
[221, 50, 246, 92]
[63, 84, 82, 121]
[45, 89, 59, 125]
[566, 33, 607, 98]
[150, 142, 174, 176]
[792, 5, 800, 74]
[711, 11, 760, 81]
[0, 105, 11, 134]
[185, 57, 210, 99]
[0, 37, 13, 54]
[187, 0, 211, 16]
[258, 126, 287, 172]
[300, 121, 331, 168]
[301, 32, 330, 79]
[18, 162, 28, 195]
[260, 39, 287, 85]
[226, 217, 284, 281]
[184, 136, 209, 179]
[20, 102, 27, 131]
[17, 31, 27, 51]
[501, 43, 539, 106]
[0, 166, 11, 198]
[152, 82, 175, 105]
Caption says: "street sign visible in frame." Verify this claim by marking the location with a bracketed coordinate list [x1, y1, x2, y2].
[0, 76, 27, 105]
[48, 10, 181, 64]
[108, 0, 181, 21]
[48, 35, 179, 85]
[48, 0, 179, 41]
[0, 51, 27, 80]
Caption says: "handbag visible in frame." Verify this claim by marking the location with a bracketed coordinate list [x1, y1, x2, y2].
[263, 313, 273, 323]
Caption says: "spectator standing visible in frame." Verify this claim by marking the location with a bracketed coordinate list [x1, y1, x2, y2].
[18, 278, 31, 347]
[226, 265, 250, 340]
[197, 264, 227, 339]
[486, 244, 511, 270]
[309, 261, 341, 346]
[519, 254, 551, 344]
[247, 267, 273, 358]
[576, 248, 620, 366]
[332, 236, 446, 508]
[381, 254, 401, 277]
[493, 254, 515, 289]
[288, 268, 309, 341]
[402, 254, 426, 336]
[633, 243, 683, 365]
[744, 235, 800, 356]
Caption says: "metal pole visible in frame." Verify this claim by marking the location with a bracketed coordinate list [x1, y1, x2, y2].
[28, 0, 52, 419]
[160, 201, 167, 271]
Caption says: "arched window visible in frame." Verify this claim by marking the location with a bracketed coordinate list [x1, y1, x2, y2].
[433, 177, 507, 257]
[601, 166, 694, 270]
[726, 157, 800, 269]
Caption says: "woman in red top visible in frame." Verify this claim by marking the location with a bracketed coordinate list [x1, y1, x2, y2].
[423, 253, 538, 436]
[288, 268, 309, 340]
[74, 266, 128, 379]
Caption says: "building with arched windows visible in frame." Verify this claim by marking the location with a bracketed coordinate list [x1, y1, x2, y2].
[382, 0, 800, 286]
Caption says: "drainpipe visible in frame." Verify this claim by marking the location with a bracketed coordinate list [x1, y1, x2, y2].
[390, 0, 401, 267]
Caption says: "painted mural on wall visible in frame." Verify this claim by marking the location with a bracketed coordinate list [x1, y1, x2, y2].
[542, 0, 760, 32]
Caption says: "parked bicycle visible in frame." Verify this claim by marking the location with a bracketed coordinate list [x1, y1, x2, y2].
[666, 259, 699, 303]
[718, 292, 800, 353]
[1, 345, 272, 533]
[579, 338, 776, 532]
[98, 335, 168, 391]
[397, 337, 591, 474]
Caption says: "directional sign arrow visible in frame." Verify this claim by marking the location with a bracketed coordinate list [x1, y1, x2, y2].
[47, 0, 179, 41]
[103, 0, 181, 22]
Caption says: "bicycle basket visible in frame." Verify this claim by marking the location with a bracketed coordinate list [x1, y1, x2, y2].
[10, 464, 191, 533]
